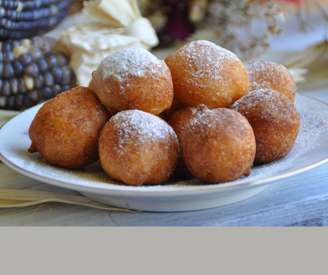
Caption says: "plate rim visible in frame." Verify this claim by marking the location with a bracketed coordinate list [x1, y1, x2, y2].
[1, 94, 328, 197]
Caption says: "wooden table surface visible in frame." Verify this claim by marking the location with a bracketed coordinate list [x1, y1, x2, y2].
[0, 88, 327, 226]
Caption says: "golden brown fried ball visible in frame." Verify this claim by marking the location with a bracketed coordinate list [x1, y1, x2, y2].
[160, 96, 185, 121]
[168, 107, 196, 179]
[231, 88, 300, 164]
[89, 47, 173, 115]
[99, 110, 180, 186]
[28, 86, 109, 168]
[247, 60, 296, 101]
[165, 40, 250, 108]
[169, 106, 196, 141]
[174, 105, 256, 183]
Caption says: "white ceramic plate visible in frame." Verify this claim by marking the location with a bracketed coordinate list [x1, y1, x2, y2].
[1, 95, 328, 212]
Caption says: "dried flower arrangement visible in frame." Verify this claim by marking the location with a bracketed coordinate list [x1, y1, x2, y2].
[139, 0, 327, 59]
[139, 0, 286, 59]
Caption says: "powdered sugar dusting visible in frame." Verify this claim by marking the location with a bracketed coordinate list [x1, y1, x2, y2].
[247, 60, 286, 79]
[111, 110, 176, 153]
[187, 106, 214, 130]
[232, 88, 297, 122]
[247, 59, 296, 91]
[97, 47, 164, 82]
[167, 95, 328, 186]
[245, 96, 328, 181]
[181, 40, 239, 82]
[18, 96, 328, 191]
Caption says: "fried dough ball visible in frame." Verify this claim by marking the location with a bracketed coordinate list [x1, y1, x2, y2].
[169, 106, 195, 141]
[89, 47, 174, 115]
[99, 110, 180, 186]
[247, 60, 296, 101]
[165, 40, 250, 108]
[160, 96, 185, 121]
[232, 88, 300, 164]
[168, 107, 196, 178]
[174, 105, 256, 183]
[28, 87, 109, 168]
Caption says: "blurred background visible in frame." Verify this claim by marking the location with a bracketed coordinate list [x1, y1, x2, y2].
[0, 0, 327, 113]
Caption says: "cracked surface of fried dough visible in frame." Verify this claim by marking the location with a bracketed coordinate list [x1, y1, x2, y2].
[29, 86, 109, 168]
[99, 110, 180, 186]
[90, 47, 173, 115]
[232, 88, 300, 164]
[165, 40, 250, 108]
[174, 105, 256, 183]
[247, 60, 296, 101]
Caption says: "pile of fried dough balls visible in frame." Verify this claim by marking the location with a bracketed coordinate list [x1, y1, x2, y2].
[28, 40, 300, 186]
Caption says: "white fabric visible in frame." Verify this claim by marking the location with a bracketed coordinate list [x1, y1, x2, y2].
[55, 0, 158, 86]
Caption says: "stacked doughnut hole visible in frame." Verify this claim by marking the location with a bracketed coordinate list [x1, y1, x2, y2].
[28, 41, 300, 186]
